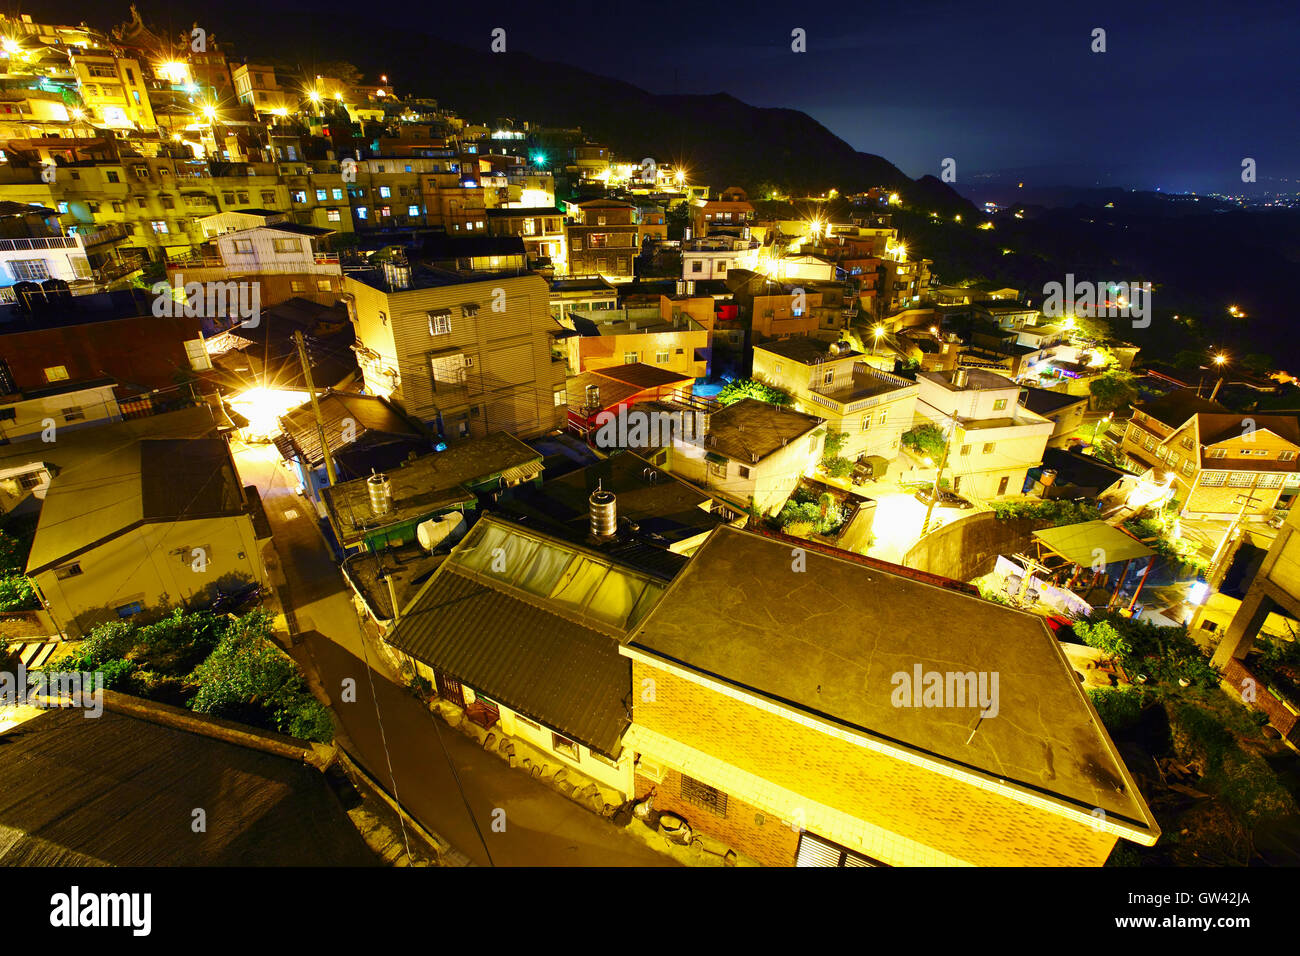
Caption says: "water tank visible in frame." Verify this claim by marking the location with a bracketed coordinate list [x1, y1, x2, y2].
[589, 488, 617, 538]
[1040, 469, 1058, 488]
[367, 472, 392, 517]
[416, 512, 465, 551]
[584, 384, 601, 409]
[953, 368, 969, 388]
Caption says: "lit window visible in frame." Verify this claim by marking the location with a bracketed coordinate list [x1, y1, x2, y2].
[326, 208, 341, 222]
[379, 186, 391, 198]
[332, 188, 344, 200]
[408, 204, 419, 216]
[272, 238, 301, 254]
[44, 365, 69, 382]
[428, 310, 452, 336]
[315, 189, 327, 201]
[993, 398, 1007, 411]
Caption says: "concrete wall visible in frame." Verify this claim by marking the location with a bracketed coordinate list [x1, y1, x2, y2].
[902, 511, 1046, 580]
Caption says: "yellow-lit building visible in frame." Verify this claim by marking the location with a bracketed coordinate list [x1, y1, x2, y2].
[621, 527, 1160, 866]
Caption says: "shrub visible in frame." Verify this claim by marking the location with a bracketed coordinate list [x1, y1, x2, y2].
[821, 455, 853, 478]
[990, 498, 1100, 526]
[901, 424, 946, 460]
[1088, 687, 1143, 735]
[716, 378, 792, 407]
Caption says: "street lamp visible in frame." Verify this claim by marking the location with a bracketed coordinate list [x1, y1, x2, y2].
[1091, 411, 1113, 446]
[872, 325, 884, 356]
[1210, 352, 1228, 401]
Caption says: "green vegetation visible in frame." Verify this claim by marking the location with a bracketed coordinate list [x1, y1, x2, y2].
[42, 609, 333, 742]
[901, 423, 947, 460]
[1089, 369, 1140, 411]
[988, 498, 1100, 526]
[716, 378, 793, 407]
[0, 515, 39, 612]
[819, 430, 852, 477]
[775, 487, 847, 538]
[1074, 613, 1219, 690]
[1123, 513, 1208, 574]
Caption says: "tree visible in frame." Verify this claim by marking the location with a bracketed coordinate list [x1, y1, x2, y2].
[901, 423, 947, 460]
[716, 378, 792, 407]
[1089, 370, 1140, 411]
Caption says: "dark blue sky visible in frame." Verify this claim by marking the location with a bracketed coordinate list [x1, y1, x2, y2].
[46, 0, 1300, 192]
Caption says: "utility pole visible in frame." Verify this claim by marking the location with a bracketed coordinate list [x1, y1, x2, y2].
[1207, 486, 1264, 576]
[293, 329, 338, 487]
[921, 409, 959, 536]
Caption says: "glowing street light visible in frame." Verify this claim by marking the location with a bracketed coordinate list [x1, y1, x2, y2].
[1210, 352, 1229, 401]
[201, 104, 217, 122]
[872, 325, 885, 356]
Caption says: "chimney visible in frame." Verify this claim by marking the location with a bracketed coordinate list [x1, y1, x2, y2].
[589, 484, 617, 539]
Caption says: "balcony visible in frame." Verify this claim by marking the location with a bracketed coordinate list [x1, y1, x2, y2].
[807, 363, 917, 415]
[80, 222, 134, 247]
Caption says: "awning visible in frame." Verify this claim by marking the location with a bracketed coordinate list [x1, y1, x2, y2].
[1032, 520, 1154, 566]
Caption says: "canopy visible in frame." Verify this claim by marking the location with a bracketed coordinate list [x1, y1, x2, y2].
[1032, 520, 1154, 567]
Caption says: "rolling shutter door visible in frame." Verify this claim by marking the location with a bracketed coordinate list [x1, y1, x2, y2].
[795, 832, 883, 867]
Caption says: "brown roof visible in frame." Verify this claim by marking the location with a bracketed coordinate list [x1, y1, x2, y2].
[588, 363, 693, 391]
[704, 398, 823, 463]
[1198, 412, 1300, 447]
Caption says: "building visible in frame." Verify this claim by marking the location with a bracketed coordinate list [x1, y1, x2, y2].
[681, 235, 759, 283]
[658, 397, 825, 514]
[566, 363, 694, 443]
[915, 369, 1054, 499]
[0, 378, 120, 442]
[166, 223, 343, 308]
[1120, 391, 1300, 520]
[344, 264, 567, 442]
[691, 187, 754, 239]
[566, 200, 638, 280]
[274, 391, 431, 502]
[556, 307, 710, 380]
[487, 206, 566, 272]
[621, 526, 1160, 866]
[547, 276, 618, 319]
[1020, 386, 1089, 447]
[25, 437, 269, 638]
[753, 336, 918, 462]
[322, 431, 543, 553]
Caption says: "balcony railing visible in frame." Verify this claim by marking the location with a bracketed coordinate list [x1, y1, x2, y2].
[0, 236, 81, 252]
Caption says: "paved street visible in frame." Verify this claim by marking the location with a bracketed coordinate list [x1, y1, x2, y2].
[231, 441, 674, 867]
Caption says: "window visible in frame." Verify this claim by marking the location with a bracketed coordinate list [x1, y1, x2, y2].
[623, 351, 638, 364]
[1258, 473, 1285, 489]
[1181, 461, 1195, 477]
[823, 371, 833, 385]
[1200, 471, 1227, 487]
[332, 188, 344, 200]
[959, 444, 971, 456]
[116, 601, 143, 618]
[106, 170, 120, 183]
[992, 398, 1007, 411]
[428, 310, 452, 335]
[378, 186, 391, 198]
[1181, 436, 1194, 450]
[655, 350, 669, 364]
[738, 465, 751, 479]
[55, 563, 82, 579]
[380, 206, 391, 218]
[551, 732, 580, 761]
[316, 279, 332, 292]
[261, 191, 276, 204]
[1208, 448, 1227, 458]
[1227, 473, 1255, 488]
[60, 406, 85, 423]
[9, 259, 49, 281]
[680, 774, 728, 817]
[691, 260, 703, 273]
[326, 208, 341, 222]
[272, 238, 301, 254]
[237, 192, 249, 203]
[232, 239, 253, 253]
[879, 411, 887, 425]
[408, 204, 420, 216]
[1199, 620, 1219, 633]
[862, 418, 871, 431]
[553, 388, 566, 407]
[184, 339, 212, 371]
[1281, 451, 1297, 461]
[315, 188, 327, 201]
[982, 442, 995, 455]
[795, 832, 882, 867]
[290, 281, 305, 293]
[356, 206, 368, 219]
[708, 459, 727, 479]
[150, 220, 168, 234]
[44, 365, 69, 382]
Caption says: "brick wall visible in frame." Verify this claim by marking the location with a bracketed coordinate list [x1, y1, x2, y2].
[633, 663, 1122, 867]
[636, 769, 800, 867]
[1223, 657, 1300, 746]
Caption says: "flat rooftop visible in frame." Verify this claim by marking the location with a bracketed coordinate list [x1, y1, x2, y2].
[705, 398, 822, 463]
[754, 336, 861, 365]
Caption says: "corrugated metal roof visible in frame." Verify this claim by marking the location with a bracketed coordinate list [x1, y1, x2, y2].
[388, 568, 631, 757]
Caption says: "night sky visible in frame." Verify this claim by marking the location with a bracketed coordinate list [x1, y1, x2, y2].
[32, 0, 1300, 193]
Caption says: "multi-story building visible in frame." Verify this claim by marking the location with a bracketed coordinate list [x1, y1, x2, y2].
[232, 63, 295, 116]
[556, 307, 710, 380]
[754, 336, 919, 462]
[165, 222, 342, 308]
[691, 187, 754, 238]
[487, 206, 566, 271]
[69, 51, 155, 130]
[344, 262, 566, 442]
[566, 199, 638, 280]
[915, 368, 1054, 499]
[1120, 391, 1300, 520]
[681, 235, 759, 283]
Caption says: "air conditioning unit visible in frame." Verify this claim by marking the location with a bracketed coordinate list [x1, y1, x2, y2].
[636, 758, 667, 783]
